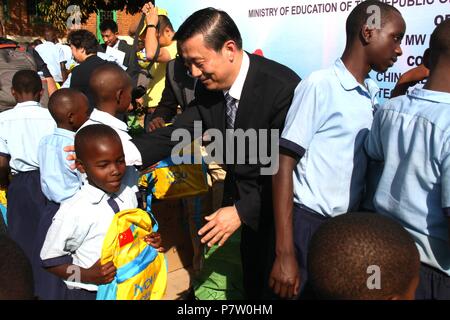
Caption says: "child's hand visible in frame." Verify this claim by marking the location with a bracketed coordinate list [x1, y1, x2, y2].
[64, 145, 77, 170]
[144, 232, 164, 252]
[83, 260, 116, 285]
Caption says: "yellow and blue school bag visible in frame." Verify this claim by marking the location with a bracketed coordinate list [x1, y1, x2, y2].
[0, 187, 7, 225]
[138, 152, 209, 211]
[96, 208, 167, 300]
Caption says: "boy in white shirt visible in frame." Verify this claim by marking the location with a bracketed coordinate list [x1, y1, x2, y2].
[41, 124, 160, 300]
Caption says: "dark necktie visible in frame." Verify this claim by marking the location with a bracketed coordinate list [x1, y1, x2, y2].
[107, 196, 120, 214]
[224, 92, 238, 129]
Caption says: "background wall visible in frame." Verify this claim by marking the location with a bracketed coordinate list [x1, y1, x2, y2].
[158, 0, 449, 103]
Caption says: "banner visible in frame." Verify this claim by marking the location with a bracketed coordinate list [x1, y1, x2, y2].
[159, 0, 449, 103]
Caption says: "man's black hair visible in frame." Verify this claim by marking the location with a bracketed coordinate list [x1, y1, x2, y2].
[174, 7, 242, 52]
[100, 19, 118, 33]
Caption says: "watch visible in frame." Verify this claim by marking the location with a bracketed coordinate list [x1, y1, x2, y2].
[147, 24, 157, 29]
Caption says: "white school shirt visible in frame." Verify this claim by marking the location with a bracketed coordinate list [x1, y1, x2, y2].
[40, 183, 138, 291]
[0, 101, 56, 173]
[35, 41, 66, 82]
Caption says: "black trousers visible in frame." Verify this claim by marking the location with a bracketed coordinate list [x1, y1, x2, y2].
[415, 262, 450, 300]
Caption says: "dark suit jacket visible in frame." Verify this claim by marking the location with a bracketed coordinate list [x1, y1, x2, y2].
[100, 39, 134, 68]
[70, 54, 107, 110]
[150, 57, 196, 122]
[132, 53, 301, 231]
[101, 40, 141, 87]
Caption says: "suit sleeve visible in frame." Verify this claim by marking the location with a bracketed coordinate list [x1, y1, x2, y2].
[234, 78, 300, 231]
[132, 103, 203, 169]
[150, 63, 179, 122]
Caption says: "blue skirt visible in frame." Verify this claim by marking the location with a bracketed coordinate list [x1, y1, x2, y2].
[6, 171, 66, 299]
[33, 200, 68, 300]
[7, 170, 46, 261]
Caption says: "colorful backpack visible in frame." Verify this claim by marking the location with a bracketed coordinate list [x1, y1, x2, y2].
[97, 208, 167, 300]
[139, 154, 209, 211]
[0, 187, 7, 226]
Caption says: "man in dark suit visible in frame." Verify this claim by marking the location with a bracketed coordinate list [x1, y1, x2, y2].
[132, 7, 300, 299]
[99, 19, 134, 71]
[146, 56, 196, 131]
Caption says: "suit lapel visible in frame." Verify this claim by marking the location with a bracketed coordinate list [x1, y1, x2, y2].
[234, 54, 262, 130]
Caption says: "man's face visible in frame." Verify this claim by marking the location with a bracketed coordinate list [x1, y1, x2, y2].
[180, 34, 234, 91]
[101, 29, 119, 47]
[77, 138, 126, 194]
[367, 12, 406, 73]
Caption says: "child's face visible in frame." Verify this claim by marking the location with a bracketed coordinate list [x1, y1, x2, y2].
[77, 137, 126, 194]
[367, 13, 406, 73]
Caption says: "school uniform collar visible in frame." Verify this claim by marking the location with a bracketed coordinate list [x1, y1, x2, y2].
[81, 182, 127, 205]
[14, 101, 42, 109]
[223, 51, 250, 101]
[53, 127, 75, 139]
[89, 108, 128, 132]
[334, 58, 379, 99]
[409, 88, 450, 105]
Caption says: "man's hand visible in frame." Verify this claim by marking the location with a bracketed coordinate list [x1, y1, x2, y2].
[269, 253, 300, 299]
[82, 260, 116, 285]
[198, 206, 241, 247]
[147, 117, 166, 132]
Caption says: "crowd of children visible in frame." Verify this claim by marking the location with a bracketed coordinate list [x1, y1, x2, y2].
[0, 0, 449, 300]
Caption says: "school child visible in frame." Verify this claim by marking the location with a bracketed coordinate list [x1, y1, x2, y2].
[365, 19, 450, 300]
[270, 0, 406, 299]
[81, 63, 141, 191]
[307, 212, 420, 300]
[40, 124, 161, 300]
[34, 88, 90, 299]
[0, 235, 35, 300]
[0, 70, 55, 272]
[39, 88, 89, 204]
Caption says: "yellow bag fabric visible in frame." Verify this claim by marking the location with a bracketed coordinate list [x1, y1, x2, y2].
[0, 187, 7, 225]
[97, 208, 167, 300]
[139, 159, 209, 201]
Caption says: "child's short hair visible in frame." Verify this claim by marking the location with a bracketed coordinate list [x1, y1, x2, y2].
[12, 70, 42, 95]
[429, 18, 450, 60]
[47, 88, 86, 124]
[307, 212, 420, 299]
[346, 0, 401, 42]
[75, 124, 121, 162]
[89, 62, 131, 105]
[0, 235, 34, 299]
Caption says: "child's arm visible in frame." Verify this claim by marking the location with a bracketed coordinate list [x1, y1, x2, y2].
[46, 259, 116, 285]
[391, 64, 429, 98]
[144, 232, 164, 252]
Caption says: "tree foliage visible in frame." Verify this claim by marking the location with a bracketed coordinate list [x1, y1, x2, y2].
[37, 0, 149, 32]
